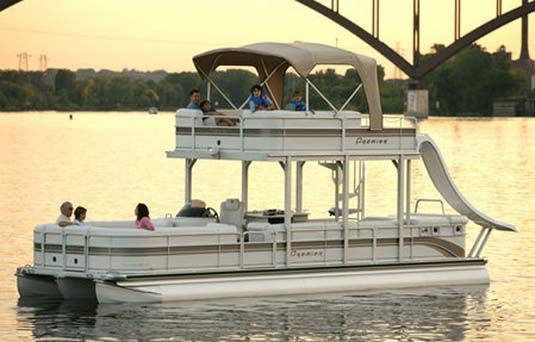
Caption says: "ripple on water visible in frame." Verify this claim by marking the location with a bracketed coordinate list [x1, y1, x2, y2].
[1, 115, 535, 341]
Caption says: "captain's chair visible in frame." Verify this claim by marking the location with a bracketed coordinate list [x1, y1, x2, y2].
[219, 198, 244, 230]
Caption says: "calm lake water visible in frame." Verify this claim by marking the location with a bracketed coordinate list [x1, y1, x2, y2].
[0, 112, 534, 341]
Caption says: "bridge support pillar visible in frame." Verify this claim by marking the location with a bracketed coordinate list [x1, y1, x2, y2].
[405, 80, 428, 118]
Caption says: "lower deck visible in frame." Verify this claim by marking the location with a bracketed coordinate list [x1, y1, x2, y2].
[29, 213, 468, 280]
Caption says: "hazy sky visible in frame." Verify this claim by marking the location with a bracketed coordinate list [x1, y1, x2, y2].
[0, 0, 533, 78]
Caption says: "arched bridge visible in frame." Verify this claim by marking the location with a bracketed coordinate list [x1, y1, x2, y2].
[296, 0, 535, 82]
[2, 0, 533, 82]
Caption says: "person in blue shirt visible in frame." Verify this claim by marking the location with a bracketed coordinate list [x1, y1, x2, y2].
[289, 90, 307, 111]
[248, 84, 274, 112]
[187, 89, 201, 110]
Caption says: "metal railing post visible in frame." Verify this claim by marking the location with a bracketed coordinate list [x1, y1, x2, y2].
[397, 154, 405, 261]
[343, 154, 350, 263]
[475, 228, 493, 257]
[468, 227, 486, 257]
[284, 157, 292, 267]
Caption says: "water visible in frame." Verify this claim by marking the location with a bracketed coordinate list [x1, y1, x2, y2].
[1, 112, 534, 341]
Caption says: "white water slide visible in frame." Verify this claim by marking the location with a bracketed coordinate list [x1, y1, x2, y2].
[417, 135, 516, 232]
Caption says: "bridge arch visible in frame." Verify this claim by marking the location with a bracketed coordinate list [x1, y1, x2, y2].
[296, 0, 535, 80]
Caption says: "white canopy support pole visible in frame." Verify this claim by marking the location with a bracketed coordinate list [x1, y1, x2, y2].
[198, 68, 238, 110]
[342, 155, 350, 264]
[397, 155, 405, 261]
[284, 157, 292, 266]
[306, 78, 338, 114]
[241, 161, 252, 213]
[337, 83, 363, 114]
[207, 82, 211, 101]
[238, 61, 287, 110]
[184, 158, 197, 204]
[260, 58, 280, 110]
[296, 161, 305, 213]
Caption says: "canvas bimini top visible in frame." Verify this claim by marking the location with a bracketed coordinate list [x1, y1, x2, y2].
[193, 42, 384, 131]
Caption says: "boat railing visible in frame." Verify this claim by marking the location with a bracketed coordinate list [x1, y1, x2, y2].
[177, 111, 418, 153]
[38, 217, 465, 275]
[414, 198, 446, 215]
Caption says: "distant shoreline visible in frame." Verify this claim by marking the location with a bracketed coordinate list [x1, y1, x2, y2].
[1, 110, 533, 118]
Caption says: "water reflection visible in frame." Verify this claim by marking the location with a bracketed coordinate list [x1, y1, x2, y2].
[17, 286, 489, 340]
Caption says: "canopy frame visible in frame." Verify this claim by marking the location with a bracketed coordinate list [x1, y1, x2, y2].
[193, 42, 384, 130]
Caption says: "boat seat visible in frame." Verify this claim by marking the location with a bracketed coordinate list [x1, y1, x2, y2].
[219, 198, 245, 230]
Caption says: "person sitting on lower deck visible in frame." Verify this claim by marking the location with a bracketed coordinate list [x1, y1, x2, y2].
[56, 201, 74, 227]
[74, 206, 87, 226]
[135, 203, 155, 231]
[248, 84, 274, 112]
[200, 100, 236, 126]
[288, 90, 306, 111]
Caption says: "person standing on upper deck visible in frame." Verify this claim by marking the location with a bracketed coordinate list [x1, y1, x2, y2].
[187, 89, 201, 110]
[248, 84, 274, 112]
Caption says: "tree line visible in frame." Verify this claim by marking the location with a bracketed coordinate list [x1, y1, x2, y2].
[0, 44, 531, 114]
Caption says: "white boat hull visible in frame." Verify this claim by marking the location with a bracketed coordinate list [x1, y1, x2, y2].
[96, 261, 489, 303]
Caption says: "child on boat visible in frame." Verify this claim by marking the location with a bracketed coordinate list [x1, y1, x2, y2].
[248, 84, 274, 112]
[74, 206, 87, 225]
[288, 90, 306, 111]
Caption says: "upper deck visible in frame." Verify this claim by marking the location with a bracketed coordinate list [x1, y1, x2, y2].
[167, 109, 419, 161]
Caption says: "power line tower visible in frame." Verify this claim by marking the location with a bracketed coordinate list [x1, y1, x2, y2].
[39, 54, 48, 71]
[16, 52, 32, 71]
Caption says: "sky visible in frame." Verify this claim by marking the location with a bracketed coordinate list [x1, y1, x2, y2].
[0, 0, 533, 78]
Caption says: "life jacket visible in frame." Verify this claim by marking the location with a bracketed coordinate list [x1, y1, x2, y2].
[249, 93, 271, 109]
[291, 100, 306, 111]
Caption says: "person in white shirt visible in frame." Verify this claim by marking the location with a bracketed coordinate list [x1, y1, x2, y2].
[74, 206, 87, 226]
[56, 201, 74, 227]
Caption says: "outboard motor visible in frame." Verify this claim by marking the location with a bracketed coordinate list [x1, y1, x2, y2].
[176, 204, 208, 218]
[176, 201, 219, 221]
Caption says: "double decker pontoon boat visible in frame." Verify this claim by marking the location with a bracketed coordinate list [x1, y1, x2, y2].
[16, 42, 516, 303]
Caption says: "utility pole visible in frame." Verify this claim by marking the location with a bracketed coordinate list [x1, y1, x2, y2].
[16, 52, 32, 71]
[39, 54, 48, 71]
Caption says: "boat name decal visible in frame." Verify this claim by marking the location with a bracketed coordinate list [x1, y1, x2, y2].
[355, 137, 388, 145]
[291, 249, 324, 258]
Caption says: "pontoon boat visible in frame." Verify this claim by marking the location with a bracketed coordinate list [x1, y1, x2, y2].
[16, 42, 516, 303]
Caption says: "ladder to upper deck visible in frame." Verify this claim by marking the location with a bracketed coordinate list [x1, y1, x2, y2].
[319, 160, 365, 220]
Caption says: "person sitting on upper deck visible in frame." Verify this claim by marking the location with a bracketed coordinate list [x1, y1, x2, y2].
[288, 90, 306, 111]
[248, 84, 274, 112]
[56, 201, 74, 227]
[186, 89, 201, 110]
[135, 203, 155, 231]
[200, 100, 236, 126]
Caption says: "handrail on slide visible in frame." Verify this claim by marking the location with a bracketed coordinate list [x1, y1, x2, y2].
[416, 134, 516, 233]
[414, 198, 446, 215]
